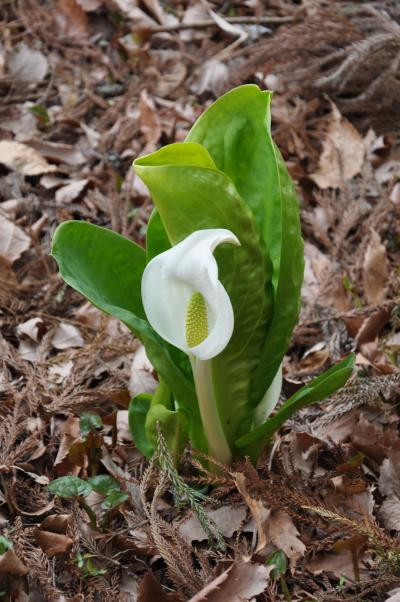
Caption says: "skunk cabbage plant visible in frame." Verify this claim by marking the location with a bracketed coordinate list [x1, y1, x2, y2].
[51, 85, 354, 464]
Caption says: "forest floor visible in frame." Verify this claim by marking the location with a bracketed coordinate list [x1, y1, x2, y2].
[0, 1, 400, 600]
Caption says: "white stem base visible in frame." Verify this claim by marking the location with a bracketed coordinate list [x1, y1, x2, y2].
[191, 356, 232, 465]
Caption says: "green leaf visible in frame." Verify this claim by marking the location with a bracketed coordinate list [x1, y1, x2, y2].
[88, 475, 120, 496]
[0, 536, 12, 555]
[48, 476, 92, 498]
[102, 490, 129, 509]
[145, 405, 189, 465]
[51, 221, 146, 318]
[80, 412, 102, 437]
[128, 393, 154, 458]
[146, 208, 171, 262]
[186, 85, 273, 228]
[250, 142, 304, 406]
[134, 143, 270, 448]
[29, 104, 49, 125]
[51, 221, 197, 414]
[236, 354, 355, 458]
[266, 550, 287, 579]
[186, 85, 304, 405]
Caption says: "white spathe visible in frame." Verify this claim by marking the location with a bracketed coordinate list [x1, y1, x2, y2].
[141, 228, 240, 360]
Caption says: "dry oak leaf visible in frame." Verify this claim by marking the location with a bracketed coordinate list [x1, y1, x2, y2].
[0, 549, 29, 576]
[188, 561, 272, 602]
[17, 317, 46, 342]
[55, 178, 89, 204]
[129, 344, 158, 397]
[52, 323, 84, 349]
[139, 89, 162, 150]
[0, 215, 30, 263]
[311, 103, 364, 189]
[362, 229, 389, 305]
[307, 549, 359, 581]
[0, 140, 57, 176]
[267, 509, 306, 567]
[233, 472, 269, 552]
[27, 139, 85, 166]
[34, 528, 73, 557]
[179, 505, 247, 543]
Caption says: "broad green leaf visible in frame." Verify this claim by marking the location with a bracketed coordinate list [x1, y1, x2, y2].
[88, 475, 120, 496]
[186, 86, 304, 405]
[186, 84, 273, 228]
[249, 143, 304, 405]
[48, 476, 92, 498]
[236, 354, 355, 459]
[52, 221, 146, 318]
[128, 394, 154, 458]
[146, 209, 171, 262]
[134, 144, 270, 447]
[102, 491, 129, 509]
[51, 221, 197, 413]
[80, 412, 102, 437]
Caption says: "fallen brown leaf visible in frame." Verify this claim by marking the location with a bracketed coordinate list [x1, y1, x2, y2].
[0, 549, 29, 576]
[311, 103, 364, 189]
[56, 0, 89, 38]
[27, 139, 85, 166]
[17, 317, 46, 343]
[54, 415, 81, 471]
[188, 561, 271, 602]
[179, 505, 247, 543]
[307, 549, 358, 580]
[0, 140, 57, 176]
[354, 307, 391, 347]
[55, 178, 89, 204]
[129, 345, 158, 397]
[267, 509, 306, 567]
[41, 514, 71, 533]
[52, 323, 84, 349]
[362, 229, 389, 305]
[139, 89, 162, 151]
[0, 215, 30, 263]
[34, 528, 73, 557]
[233, 472, 269, 552]
[137, 571, 182, 602]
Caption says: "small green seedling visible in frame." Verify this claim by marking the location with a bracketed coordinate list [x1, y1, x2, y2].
[51, 85, 355, 465]
[0, 536, 12, 555]
[75, 550, 107, 578]
[80, 412, 103, 438]
[266, 550, 291, 602]
[48, 475, 128, 528]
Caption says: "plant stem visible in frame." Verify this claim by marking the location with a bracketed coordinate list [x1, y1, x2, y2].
[280, 575, 292, 602]
[78, 498, 98, 530]
[191, 357, 232, 466]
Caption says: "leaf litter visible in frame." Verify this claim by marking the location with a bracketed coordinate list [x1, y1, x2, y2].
[0, 0, 400, 600]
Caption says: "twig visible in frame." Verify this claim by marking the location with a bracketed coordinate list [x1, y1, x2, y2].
[149, 15, 295, 34]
